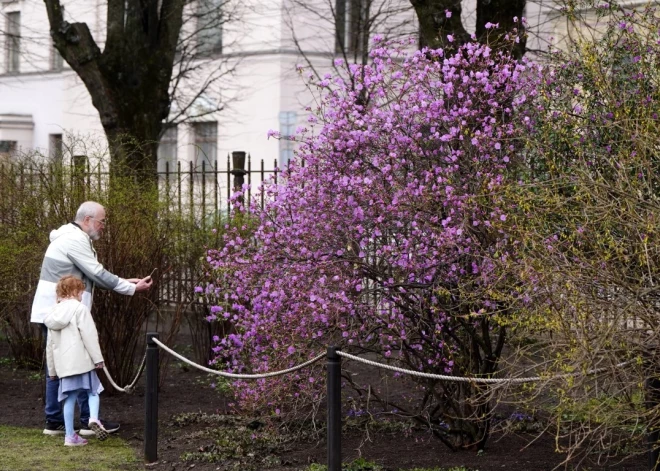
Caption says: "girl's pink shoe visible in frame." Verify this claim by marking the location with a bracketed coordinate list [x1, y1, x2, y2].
[64, 433, 88, 446]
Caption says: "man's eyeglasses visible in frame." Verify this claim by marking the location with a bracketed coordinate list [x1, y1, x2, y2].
[89, 217, 107, 226]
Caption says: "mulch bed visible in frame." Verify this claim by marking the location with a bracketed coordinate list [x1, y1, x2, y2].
[0, 344, 648, 471]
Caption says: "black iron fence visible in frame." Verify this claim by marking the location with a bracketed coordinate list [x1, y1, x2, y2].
[0, 151, 279, 307]
[0, 151, 279, 218]
[158, 151, 280, 225]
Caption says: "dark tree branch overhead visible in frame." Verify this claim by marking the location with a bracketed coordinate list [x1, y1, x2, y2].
[410, 0, 526, 57]
[43, 0, 186, 176]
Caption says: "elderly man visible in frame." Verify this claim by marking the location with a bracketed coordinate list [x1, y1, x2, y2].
[31, 201, 152, 436]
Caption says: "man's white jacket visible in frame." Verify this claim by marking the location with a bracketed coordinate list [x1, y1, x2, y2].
[45, 299, 104, 378]
[31, 223, 136, 323]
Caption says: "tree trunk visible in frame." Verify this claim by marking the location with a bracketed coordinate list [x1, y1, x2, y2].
[411, 0, 471, 49]
[105, 121, 160, 181]
[475, 0, 526, 58]
[43, 0, 185, 178]
[410, 0, 526, 57]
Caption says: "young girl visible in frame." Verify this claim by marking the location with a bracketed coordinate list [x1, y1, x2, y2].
[45, 275, 108, 446]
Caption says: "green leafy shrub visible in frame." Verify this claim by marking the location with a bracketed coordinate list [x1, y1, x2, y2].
[501, 3, 660, 464]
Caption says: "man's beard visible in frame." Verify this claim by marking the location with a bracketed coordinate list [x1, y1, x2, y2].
[88, 228, 101, 241]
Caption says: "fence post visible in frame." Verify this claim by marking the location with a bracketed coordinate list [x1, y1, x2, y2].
[327, 346, 342, 471]
[231, 151, 247, 206]
[648, 372, 660, 471]
[145, 332, 159, 464]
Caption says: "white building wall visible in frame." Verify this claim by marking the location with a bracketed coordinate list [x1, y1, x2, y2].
[0, 0, 576, 171]
[210, 55, 283, 166]
[0, 71, 105, 154]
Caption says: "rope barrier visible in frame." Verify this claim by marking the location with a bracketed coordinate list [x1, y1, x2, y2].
[102, 352, 147, 394]
[145, 336, 631, 384]
[336, 351, 632, 384]
[151, 338, 325, 379]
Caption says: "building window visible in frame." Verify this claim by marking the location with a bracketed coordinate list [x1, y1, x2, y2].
[193, 122, 217, 170]
[51, 44, 64, 70]
[49, 134, 63, 162]
[0, 140, 17, 160]
[335, 0, 369, 56]
[196, 0, 223, 55]
[5, 12, 21, 73]
[278, 111, 297, 167]
[157, 125, 178, 173]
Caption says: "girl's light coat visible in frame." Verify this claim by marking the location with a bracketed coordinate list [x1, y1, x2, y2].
[44, 299, 104, 378]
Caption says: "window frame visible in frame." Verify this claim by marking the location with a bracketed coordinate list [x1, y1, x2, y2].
[5, 11, 21, 74]
[157, 125, 179, 173]
[192, 121, 217, 171]
[196, 0, 223, 56]
[49, 134, 64, 162]
[335, 0, 369, 56]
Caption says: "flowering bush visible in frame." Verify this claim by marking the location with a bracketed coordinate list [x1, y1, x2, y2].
[205, 37, 540, 448]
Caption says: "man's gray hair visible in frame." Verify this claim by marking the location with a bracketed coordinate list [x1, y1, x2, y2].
[75, 201, 104, 223]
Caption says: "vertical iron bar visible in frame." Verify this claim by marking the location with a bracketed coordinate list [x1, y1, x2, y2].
[214, 160, 218, 226]
[165, 162, 171, 303]
[27, 164, 33, 207]
[226, 153, 231, 218]
[165, 162, 170, 208]
[202, 161, 206, 232]
[97, 162, 101, 195]
[327, 346, 342, 471]
[177, 161, 182, 217]
[165, 161, 172, 201]
[145, 332, 159, 464]
[189, 160, 194, 302]
[189, 161, 194, 227]
[247, 153, 252, 212]
[177, 162, 182, 304]
[86, 158, 91, 199]
[260, 159, 265, 210]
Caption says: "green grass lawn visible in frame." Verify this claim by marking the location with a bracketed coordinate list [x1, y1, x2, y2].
[0, 425, 141, 471]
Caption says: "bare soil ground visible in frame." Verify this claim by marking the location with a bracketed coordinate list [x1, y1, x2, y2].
[0, 341, 648, 471]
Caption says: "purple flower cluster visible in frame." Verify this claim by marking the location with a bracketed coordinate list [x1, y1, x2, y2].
[204, 39, 540, 413]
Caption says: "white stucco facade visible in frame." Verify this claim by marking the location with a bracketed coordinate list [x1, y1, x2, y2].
[0, 0, 565, 170]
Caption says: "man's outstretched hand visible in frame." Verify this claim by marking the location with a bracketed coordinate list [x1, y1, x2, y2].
[134, 276, 153, 292]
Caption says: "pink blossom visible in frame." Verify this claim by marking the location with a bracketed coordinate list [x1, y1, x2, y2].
[204, 38, 541, 415]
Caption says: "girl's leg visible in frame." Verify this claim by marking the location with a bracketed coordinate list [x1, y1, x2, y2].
[87, 393, 108, 440]
[87, 393, 100, 422]
[62, 390, 79, 438]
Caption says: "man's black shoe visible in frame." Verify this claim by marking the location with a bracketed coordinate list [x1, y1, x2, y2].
[43, 421, 66, 435]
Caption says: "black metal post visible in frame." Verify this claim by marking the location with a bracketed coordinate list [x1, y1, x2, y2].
[145, 332, 159, 464]
[231, 151, 247, 196]
[327, 346, 342, 471]
[648, 374, 660, 471]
